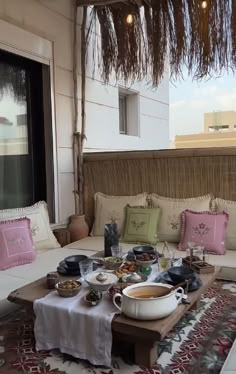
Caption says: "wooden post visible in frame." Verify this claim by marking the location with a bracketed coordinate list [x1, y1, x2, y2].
[72, 0, 80, 214]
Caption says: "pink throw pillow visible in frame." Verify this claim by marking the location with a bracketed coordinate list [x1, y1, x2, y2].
[179, 210, 229, 255]
[0, 217, 36, 270]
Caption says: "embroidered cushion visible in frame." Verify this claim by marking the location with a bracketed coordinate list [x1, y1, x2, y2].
[92, 192, 148, 236]
[0, 218, 36, 270]
[215, 198, 236, 250]
[150, 194, 214, 243]
[122, 206, 161, 245]
[0, 201, 60, 251]
[179, 210, 229, 255]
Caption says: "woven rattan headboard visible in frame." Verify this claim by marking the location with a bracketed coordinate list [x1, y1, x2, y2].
[83, 148, 236, 229]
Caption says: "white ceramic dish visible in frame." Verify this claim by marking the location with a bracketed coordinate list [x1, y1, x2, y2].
[113, 282, 184, 320]
[85, 272, 118, 292]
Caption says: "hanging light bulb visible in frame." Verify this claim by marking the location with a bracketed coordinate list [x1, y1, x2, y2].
[126, 14, 134, 25]
[201, 1, 208, 9]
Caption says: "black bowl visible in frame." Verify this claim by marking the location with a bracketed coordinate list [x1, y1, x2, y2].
[64, 255, 88, 269]
[133, 246, 155, 256]
[168, 266, 195, 284]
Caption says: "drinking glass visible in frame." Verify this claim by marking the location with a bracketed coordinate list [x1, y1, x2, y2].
[111, 244, 122, 258]
[158, 257, 171, 272]
[79, 259, 93, 281]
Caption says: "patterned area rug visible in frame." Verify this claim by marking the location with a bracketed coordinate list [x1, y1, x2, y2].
[0, 280, 236, 374]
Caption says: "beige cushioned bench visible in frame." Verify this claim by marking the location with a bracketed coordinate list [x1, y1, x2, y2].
[2, 235, 235, 316]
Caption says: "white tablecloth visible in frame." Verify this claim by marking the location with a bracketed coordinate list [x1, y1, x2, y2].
[33, 285, 118, 367]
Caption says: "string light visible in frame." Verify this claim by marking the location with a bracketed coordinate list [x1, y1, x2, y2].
[126, 14, 133, 25]
[201, 1, 208, 9]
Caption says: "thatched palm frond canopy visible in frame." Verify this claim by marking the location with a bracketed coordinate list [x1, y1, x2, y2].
[77, 0, 236, 86]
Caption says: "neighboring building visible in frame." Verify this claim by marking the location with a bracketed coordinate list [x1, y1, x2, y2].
[204, 111, 236, 132]
[0, 0, 169, 223]
[175, 111, 236, 148]
[175, 131, 236, 148]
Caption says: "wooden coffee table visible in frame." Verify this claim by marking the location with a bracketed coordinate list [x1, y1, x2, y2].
[8, 268, 220, 368]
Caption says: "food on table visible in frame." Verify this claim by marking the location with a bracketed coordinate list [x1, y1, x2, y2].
[122, 272, 142, 283]
[107, 283, 131, 297]
[86, 289, 102, 302]
[84, 288, 102, 306]
[115, 261, 138, 278]
[57, 280, 81, 289]
[136, 253, 156, 261]
[104, 256, 123, 270]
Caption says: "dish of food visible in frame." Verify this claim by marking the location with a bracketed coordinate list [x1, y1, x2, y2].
[115, 261, 138, 278]
[132, 246, 155, 256]
[121, 272, 148, 283]
[107, 283, 131, 298]
[103, 256, 123, 270]
[135, 253, 156, 268]
[84, 289, 102, 306]
[55, 280, 81, 297]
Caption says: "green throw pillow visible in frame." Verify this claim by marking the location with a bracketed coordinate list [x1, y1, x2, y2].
[122, 205, 161, 245]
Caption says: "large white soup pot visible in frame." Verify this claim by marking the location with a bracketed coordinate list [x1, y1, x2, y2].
[113, 282, 184, 320]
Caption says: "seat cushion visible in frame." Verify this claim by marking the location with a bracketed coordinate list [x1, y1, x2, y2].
[65, 236, 236, 270]
[1, 247, 97, 302]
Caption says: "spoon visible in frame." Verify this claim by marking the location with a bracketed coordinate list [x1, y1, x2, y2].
[157, 280, 188, 297]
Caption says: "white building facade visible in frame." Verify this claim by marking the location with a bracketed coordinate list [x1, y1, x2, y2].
[0, 0, 169, 223]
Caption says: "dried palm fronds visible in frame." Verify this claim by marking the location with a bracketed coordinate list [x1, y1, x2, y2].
[78, 0, 236, 86]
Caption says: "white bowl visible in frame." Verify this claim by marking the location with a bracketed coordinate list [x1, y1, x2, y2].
[85, 272, 118, 292]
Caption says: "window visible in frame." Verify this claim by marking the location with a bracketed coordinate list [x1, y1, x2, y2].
[118, 88, 140, 136]
[208, 125, 229, 132]
[0, 49, 54, 218]
[119, 94, 127, 134]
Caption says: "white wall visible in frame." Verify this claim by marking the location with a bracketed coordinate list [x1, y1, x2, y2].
[0, 0, 169, 222]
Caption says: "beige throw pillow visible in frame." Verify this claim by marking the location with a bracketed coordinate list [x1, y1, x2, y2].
[215, 198, 236, 250]
[92, 192, 148, 236]
[0, 201, 60, 250]
[150, 194, 213, 242]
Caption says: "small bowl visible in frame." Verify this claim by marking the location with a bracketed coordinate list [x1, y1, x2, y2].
[133, 246, 155, 256]
[168, 266, 195, 284]
[84, 290, 103, 306]
[55, 280, 81, 297]
[107, 283, 131, 298]
[64, 255, 88, 269]
[135, 254, 156, 268]
[104, 256, 123, 270]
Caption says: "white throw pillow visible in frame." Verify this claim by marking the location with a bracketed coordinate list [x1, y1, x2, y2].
[150, 194, 214, 242]
[215, 197, 236, 250]
[92, 192, 148, 236]
[0, 201, 60, 250]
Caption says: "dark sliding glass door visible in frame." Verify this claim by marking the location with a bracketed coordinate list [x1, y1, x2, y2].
[0, 49, 53, 217]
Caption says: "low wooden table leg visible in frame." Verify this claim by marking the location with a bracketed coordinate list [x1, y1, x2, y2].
[191, 299, 201, 310]
[134, 341, 158, 368]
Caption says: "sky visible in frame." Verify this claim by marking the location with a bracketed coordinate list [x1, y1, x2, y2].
[169, 70, 236, 141]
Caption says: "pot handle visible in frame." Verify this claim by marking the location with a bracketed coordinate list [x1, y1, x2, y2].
[113, 293, 122, 312]
[174, 287, 184, 304]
